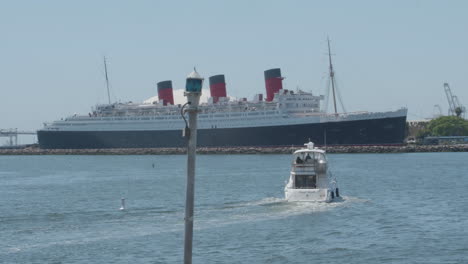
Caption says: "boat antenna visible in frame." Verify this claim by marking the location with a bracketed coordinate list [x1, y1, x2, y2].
[327, 37, 338, 115]
[104, 56, 111, 104]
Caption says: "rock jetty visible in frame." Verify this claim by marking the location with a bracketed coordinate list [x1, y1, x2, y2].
[1, 144, 468, 155]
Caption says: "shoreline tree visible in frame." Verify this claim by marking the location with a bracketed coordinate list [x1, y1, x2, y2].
[417, 116, 468, 139]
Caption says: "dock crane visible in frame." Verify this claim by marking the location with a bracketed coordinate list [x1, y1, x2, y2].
[444, 83, 465, 118]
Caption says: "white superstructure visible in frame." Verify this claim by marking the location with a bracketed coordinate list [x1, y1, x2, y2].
[41, 89, 406, 132]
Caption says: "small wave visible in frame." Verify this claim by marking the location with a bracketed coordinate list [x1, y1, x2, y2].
[234, 197, 286, 207]
[276, 195, 367, 215]
[124, 206, 181, 215]
[5, 247, 22, 253]
[216, 197, 285, 210]
[326, 247, 352, 252]
[339, 196, 370, 204]
[5, 223, 185, 254]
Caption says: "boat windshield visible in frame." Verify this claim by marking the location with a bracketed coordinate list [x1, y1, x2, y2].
[294, 152, 326, 164]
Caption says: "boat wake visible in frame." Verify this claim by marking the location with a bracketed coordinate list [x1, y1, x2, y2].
[222, 197, 285, 208]
[195, 195, 368, 229]
[4, 196, 367, 254]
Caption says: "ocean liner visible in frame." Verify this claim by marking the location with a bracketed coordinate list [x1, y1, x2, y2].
[37, 46, 407, 149]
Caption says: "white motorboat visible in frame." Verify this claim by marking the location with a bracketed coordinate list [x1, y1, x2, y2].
[285, 141, 339, 202]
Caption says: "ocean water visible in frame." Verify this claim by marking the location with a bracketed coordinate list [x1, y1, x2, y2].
[1, 153, 467, 263]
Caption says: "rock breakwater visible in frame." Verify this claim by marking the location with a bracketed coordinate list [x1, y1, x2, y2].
[1, 144, 468, 155]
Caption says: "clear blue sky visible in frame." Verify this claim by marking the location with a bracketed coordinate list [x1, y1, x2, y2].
[1, 0, 467, 142]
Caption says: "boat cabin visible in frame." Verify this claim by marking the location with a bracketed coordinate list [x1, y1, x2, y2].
[290, 142, 328, 189]
[285, 141, 338, 202]
[293, 150, 327, 165]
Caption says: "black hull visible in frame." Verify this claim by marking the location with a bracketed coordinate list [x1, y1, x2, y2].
[38, 116, 406, 149]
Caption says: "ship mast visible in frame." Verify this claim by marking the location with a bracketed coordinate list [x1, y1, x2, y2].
[104, 56, 111, 104]
[327, 37, 338, 115]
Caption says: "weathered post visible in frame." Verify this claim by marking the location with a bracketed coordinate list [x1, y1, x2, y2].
[183, 68, 203, 264]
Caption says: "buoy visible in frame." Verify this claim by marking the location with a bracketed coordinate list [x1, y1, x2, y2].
[336, 188, 340, 197]
[119, 197, 126, 211]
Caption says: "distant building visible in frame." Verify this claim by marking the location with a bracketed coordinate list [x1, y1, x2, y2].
[406, 120, 430, 138]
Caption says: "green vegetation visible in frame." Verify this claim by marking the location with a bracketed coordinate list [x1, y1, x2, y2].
[417, 116, 468, 138]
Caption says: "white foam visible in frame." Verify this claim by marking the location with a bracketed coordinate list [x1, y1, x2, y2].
[231, 197, 285, 207]
[195, 195, 367, 230]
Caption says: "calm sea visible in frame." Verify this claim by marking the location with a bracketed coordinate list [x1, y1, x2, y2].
[1, 153, 467, 263]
